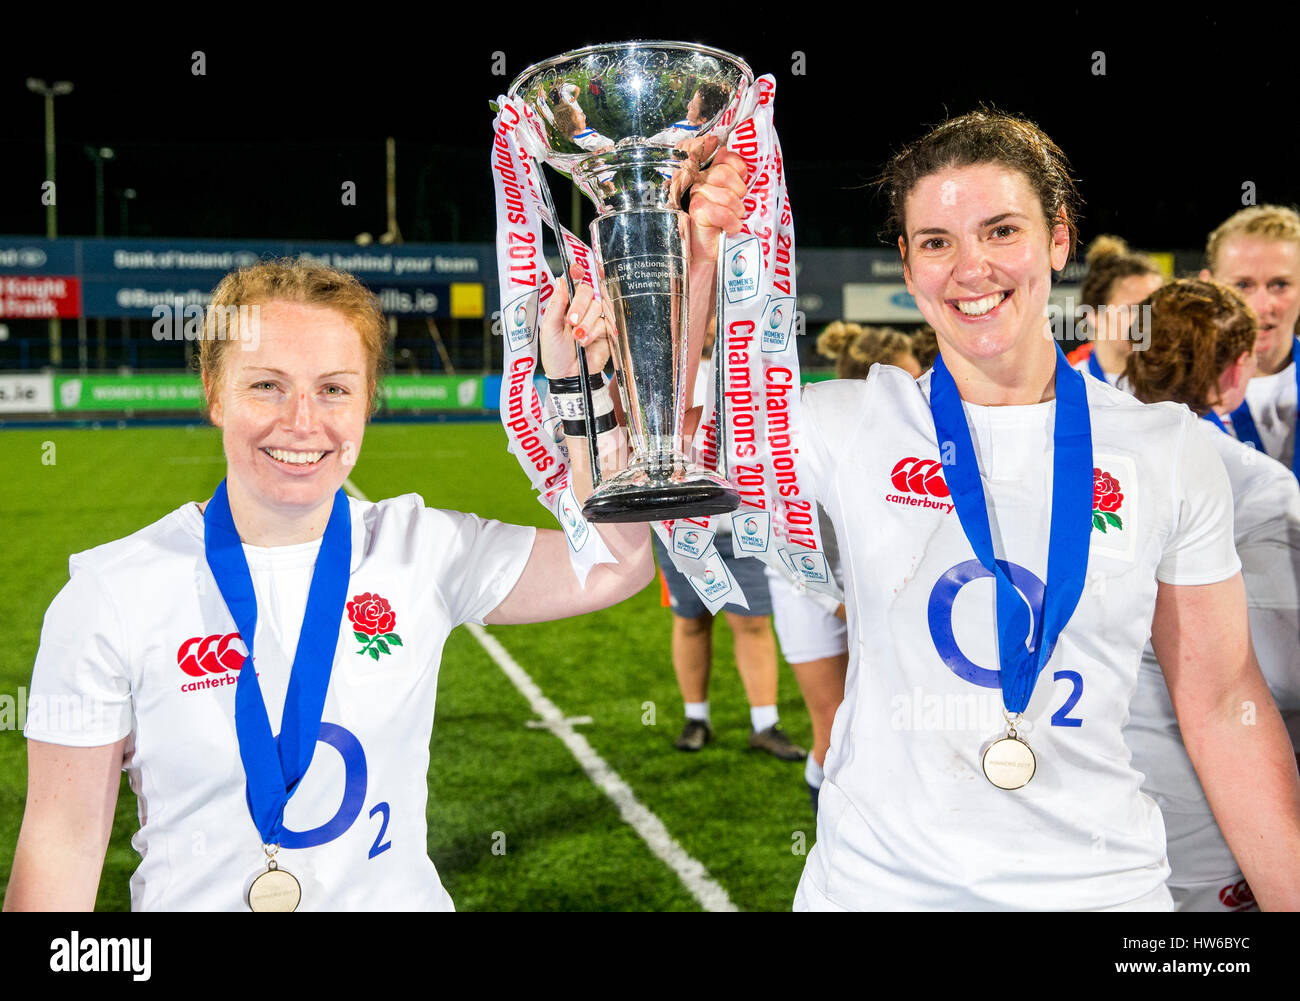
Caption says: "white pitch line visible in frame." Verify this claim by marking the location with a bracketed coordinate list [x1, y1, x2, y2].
[465, 622, 737, 913]
[342, 477, 736, 912]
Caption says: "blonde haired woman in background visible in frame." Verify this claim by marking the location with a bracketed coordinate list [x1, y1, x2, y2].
[1200, 205, 1300, 474]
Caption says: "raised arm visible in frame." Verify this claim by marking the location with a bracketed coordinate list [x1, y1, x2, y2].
[486, 150, 746, 627]
[485, 266, 651, 625]
[680, 138, 748, 391]
[4, 737, 126, 911]
[1152, 574, 1300, 911]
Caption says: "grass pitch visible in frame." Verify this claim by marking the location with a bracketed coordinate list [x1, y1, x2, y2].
[0, 422, 817, 911]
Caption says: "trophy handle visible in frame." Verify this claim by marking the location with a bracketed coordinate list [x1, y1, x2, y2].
[531, 156, 603, 487]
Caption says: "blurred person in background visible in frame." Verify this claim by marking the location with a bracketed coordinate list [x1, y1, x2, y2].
[818, 321, 922, 378]
[1200, 206, 1300, 474]
[1125, 277, 1300, 911]
[1066, 235, 1163, 389]
[910, 324, 939, 371]
[654, 323, 805, 762]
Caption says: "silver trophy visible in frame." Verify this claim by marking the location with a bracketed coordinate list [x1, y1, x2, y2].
[508, 41, 754, 523]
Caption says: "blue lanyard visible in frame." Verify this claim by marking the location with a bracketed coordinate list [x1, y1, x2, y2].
[1229, 337, 1300, 485]
[930, 347, 1094, 714]
[203, 480, 352, 845]
[1227, 399, 1264, 450]
[1086, 350, 1106, 382]
[1203, 411, 1228, 434]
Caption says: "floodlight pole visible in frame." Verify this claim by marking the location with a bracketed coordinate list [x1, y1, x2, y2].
[27, 78, 73, 367]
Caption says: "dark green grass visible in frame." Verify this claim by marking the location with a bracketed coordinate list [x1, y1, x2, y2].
[0, 423, 814, 911]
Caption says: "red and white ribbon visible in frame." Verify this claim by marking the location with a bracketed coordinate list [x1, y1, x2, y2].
[678, 77, 841, 610]
[490, 97, 614, 586]
[491, 81, 840, 610]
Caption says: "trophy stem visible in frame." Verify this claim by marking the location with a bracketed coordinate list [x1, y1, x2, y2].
[579, 207, 739, 523]
[593, 208, 689, 459]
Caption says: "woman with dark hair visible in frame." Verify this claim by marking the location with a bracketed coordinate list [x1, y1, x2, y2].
[777, 110, 1300, 910]
[1124, 278, 1300, 911]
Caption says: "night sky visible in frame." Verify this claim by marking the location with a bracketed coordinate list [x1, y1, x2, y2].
[3, 11, 1297, 256]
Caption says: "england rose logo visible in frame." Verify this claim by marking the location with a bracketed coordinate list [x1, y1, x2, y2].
[347, 592, 403, 661]
[1092, 468, 1124, 533]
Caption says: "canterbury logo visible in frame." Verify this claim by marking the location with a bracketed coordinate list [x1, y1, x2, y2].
[177, 633, 247, 677]
[885, 457, 955, 514]
[1218, 879, 1256, 910]
[890, 457, 951, 497]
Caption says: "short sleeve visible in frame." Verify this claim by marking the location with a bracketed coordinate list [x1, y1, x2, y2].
[799, 373, 877, 508]
[1156, 415, 1242, 585]
[798, 385, 831, 505]
[422, 508, 535, 626]
[25, 562, 134, 747]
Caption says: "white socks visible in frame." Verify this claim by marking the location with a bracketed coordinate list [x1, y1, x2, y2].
[685, 703, 782, 733]
[805, 754, 824, 789]
[750, 704, 778, 733]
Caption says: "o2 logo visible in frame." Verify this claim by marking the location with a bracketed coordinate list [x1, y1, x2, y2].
[927, 559, 1084, 727]
[272, 722, 392, 859]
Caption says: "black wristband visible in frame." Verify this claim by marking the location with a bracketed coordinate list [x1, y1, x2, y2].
[548, 373, 605, 395]
[562, 411, 618, 438]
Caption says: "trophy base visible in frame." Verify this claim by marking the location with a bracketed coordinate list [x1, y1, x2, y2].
[581, 461, 740, 523]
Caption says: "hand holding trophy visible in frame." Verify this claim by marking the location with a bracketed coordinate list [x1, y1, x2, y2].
[491, 42, 841, 610]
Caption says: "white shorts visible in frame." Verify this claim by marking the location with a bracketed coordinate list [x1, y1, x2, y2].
[767, 567, 847, 663]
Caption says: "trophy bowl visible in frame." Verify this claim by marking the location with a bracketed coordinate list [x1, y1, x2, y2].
[508, 42, 754, 523]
